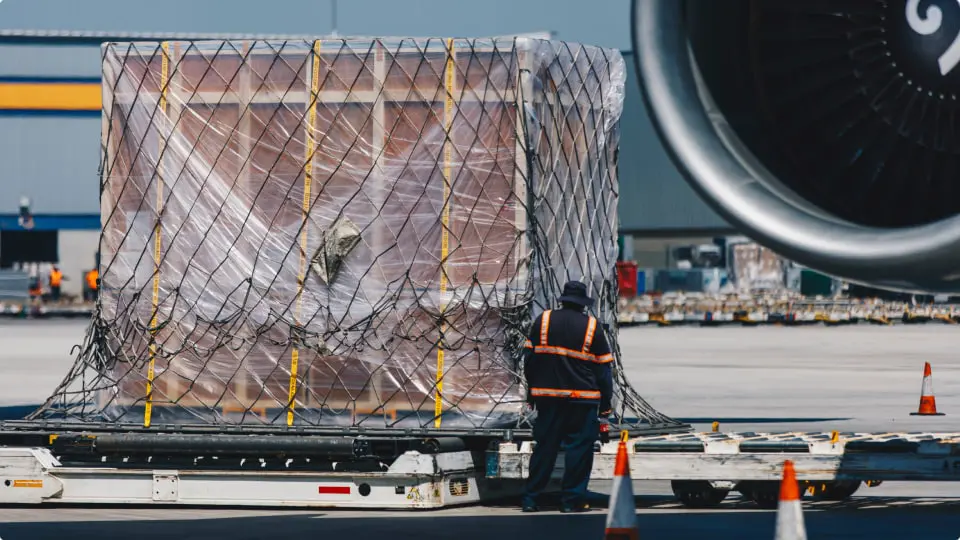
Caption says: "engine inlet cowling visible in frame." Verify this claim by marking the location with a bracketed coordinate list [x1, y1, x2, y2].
[632, 0, 960, 293]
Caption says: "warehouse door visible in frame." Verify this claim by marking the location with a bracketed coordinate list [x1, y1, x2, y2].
[0, 230, 58, 268]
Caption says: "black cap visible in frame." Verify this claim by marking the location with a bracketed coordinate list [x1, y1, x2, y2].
[558, 280, 594, 308]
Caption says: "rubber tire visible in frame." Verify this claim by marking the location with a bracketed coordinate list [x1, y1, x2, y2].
[812, 480, 861, 501]
[737, 481, 781, 510]
[671, 480, 730, 508]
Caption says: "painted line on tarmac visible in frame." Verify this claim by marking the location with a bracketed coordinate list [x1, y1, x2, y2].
[678, 417, 851, 424]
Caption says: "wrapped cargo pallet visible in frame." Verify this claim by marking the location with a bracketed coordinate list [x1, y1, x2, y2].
[731, 242, 787, 292]
[31, 37, 681, 432]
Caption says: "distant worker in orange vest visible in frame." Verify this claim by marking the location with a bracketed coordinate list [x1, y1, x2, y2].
[28, 277, 42, 303]
[85, 268, 99, 302]
[49, 266, 63, 302]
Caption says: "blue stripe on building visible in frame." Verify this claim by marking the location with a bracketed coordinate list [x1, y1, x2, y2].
[0, 76, 102, 84]
[0, 36, 116, 46]
[0, 214, 100, 231]
[0, 109, 101, 118]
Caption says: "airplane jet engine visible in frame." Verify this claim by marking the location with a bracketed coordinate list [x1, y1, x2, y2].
[633, 0, 960, 292]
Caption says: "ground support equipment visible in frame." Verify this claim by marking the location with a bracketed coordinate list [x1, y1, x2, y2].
[487, 430, 960, 509]
[0, 420, 684, 509]
[5, 423, 955, 510]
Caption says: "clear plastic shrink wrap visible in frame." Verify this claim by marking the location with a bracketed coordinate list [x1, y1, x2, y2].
[32, 37, 679, 432]
[731, 242, 787, 292]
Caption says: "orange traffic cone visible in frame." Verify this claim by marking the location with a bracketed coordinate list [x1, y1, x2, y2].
[911, 362, 946, 416]
[774, 460, 807, 540]
[604, 434, 639, 540]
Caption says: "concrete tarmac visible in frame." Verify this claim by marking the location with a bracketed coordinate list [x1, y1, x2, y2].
[3, 321, 960, 539]
[622, 324, 960, 433]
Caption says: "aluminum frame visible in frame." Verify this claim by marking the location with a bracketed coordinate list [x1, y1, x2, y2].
[489, 430, 960, 482]
[0, 446, 524, 509]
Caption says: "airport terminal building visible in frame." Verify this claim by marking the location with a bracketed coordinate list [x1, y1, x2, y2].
[0, 0, 730, 295]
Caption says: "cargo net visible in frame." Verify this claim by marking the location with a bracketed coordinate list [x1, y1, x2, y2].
[30, 38, 683, 433]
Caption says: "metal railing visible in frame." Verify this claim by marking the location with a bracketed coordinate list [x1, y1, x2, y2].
[0, 270, 30, 301]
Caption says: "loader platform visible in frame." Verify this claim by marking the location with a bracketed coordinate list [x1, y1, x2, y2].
[2, 423, 959, 510]
[488, 430, 960, 508]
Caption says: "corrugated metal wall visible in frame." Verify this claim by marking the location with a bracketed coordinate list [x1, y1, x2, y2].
[0, 115, 101, 215]
[0, 44, 100, 77]
[618, 53, 729, 233]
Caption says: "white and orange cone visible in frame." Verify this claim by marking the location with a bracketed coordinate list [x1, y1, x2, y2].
[911, 362, 946, 416]
[604, 435, 639, 540]
[774, 460, 807, 540]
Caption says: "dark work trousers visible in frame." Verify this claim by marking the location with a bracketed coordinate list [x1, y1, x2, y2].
[522, 399, 599, 508]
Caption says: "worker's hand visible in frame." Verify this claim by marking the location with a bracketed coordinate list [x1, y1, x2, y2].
[523, 402, 535, 416]
[598, 417, 611, 444]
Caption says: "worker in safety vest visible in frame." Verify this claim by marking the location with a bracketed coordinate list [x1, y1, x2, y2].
[85, 268, 99, 302]
[28, 276, 42, 302]
[48, 266, 63, 302]
[520, 280, 614, 513]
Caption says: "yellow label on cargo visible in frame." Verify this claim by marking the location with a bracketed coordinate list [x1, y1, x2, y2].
[12, 479, 43, 488]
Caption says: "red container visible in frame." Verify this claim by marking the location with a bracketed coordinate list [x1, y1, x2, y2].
[616, 261, 638, 297]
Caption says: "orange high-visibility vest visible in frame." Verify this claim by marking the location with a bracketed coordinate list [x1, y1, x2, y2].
[49, 270, 62, 287]
[86, 269, 99, 290]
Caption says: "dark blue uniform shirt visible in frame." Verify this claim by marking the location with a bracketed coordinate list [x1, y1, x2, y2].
[523, 306, 614, 415]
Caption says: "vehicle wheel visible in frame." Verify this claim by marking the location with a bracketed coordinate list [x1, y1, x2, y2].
[737, 481, 781, 509]
[671, 480, 730, 508]
[809, 480, 861, 501]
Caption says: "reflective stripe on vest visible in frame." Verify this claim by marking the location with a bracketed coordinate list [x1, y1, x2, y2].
[534, 311, 611, 363]
[540, 310, 552, 346]
[532, 345, 613, 364]
[530, 387, 601, 400]
[582, 316, 597, 352]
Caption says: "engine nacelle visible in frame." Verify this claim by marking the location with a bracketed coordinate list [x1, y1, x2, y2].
[633, 0, 960, 293]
